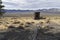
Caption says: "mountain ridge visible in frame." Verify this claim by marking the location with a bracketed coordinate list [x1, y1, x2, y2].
[4, 8, 60, 14]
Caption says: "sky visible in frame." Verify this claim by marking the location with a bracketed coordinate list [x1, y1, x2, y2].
[2, 0, 60, 10]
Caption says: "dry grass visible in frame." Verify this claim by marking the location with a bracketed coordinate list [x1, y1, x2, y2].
[0, 16, 60, 30]
[0, 16, 60, 40]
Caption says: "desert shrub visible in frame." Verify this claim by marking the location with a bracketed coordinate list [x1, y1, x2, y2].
[25, 22, 33, 27]
[40, 22, 44, 24]
[26, 22, 31, 24]
[10, 21, 13, 22]
[25, 23, 32, 28]
[25, 25, 30, 27]
[17, 25, 24, 30]
[0, 22, 2, 23]
[8, 26, 15, 28]
[20, 23, 24, 25]
[31, 22, 35, 24]
[13, 21, 20, 24]
[44, 26, 54, 30]
[49, 27, 54, 29]
[38, 25, 49, 34]
[46, 20, 50, 23]
[40, 17, 46, 19]
[11, 17, 17, 19]
[6, 22, 9, 24]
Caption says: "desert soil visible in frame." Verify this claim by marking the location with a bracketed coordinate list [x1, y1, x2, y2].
[0, 17, 60, 40]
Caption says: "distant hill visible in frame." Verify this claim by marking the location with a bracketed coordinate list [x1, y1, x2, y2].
[38, 8, 60, 14]
[5, 10, 34, 13]
[4, 8, 60, 14]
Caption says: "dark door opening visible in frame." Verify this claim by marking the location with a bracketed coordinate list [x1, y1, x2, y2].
[34, 12, 40, 20]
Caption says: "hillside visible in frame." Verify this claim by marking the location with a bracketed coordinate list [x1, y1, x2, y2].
[4, 8, 60, 14]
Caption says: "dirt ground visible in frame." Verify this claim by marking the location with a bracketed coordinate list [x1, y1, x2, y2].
[0, 16, 60, 40]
